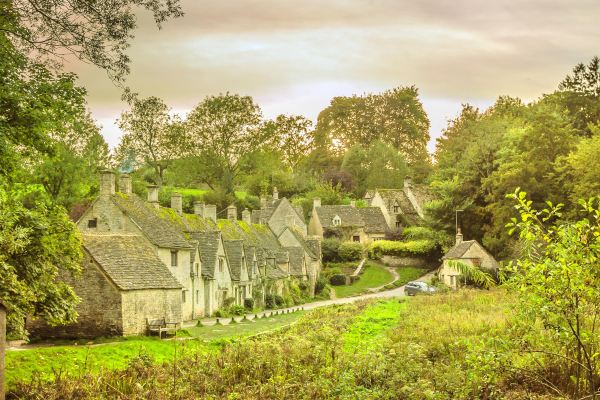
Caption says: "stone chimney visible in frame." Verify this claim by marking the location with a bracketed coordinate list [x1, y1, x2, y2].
[242, 208, 251, 225]
[119, 174, 132, 195]
[285, 213, 295, 228]
[171, 192, 182, 215]
[350, 200, 356, 208]
[227, 204, 237, 222]
[147, 185, 159, 209]
[273, 186, 279, 200]
[313, 197, 321, 209]
[260, 196, 267, 209]
[203, 204, 217, 222]
[193, 201, 204, 216]
[455, 227, 463, 245]
[99, 170, 115, 196]
[404, 176, 413, 188]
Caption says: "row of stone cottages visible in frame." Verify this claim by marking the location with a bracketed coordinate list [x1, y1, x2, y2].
[29, 171, 322, 338]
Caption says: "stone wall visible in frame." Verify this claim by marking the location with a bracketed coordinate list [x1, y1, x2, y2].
[380, 255, 429, 268]
[121, 289, 181, 336]
[28, 252, 123, 338]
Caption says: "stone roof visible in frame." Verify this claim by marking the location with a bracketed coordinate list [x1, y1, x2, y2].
[252, 198, 304, 224]
[83, 234, 182, 290]
[284, 246, 305, 276]
[276, 251, 289, 264]
[358, 207, 388, 233]
[282, 227, 318, 259]
[112, 194, 192, 249]
[443, 240, 476, 259]
[314, 205, 364, 228]
[266, 264, 289, 279]
[190, 231, 220, 279]
[223, 239, 245, 281]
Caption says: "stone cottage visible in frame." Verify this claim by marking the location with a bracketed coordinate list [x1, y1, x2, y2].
[252, 187, 307, 235]
[308, 198, 388, 244]
[438, 229, 500, 289]
[29, 234, 182, 337]
[364, 177, 432, 229]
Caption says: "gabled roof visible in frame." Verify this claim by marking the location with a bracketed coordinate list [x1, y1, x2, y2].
[223, 239, 245, 281]
[252, 197, 304, 225]
[111, 194, 192, 249]
[443, 240, 477, 259]
[190, 231, 220, 279]
[313, 205, 364, 228]
[279, 227, 317, 259]
[357, 207, 388, 233]
[266, 264, 289, 279]
[83, 234, 182, 290]
[284, 246, 306, 276]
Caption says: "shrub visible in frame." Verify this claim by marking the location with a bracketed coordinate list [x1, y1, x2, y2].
[330, 274, 347, 286]
[213, 309, 229, 318]
[222, 297, 236, 308]
[243, 298, 254, 310]
[402, 226, 436, 241]
[321, 238, 342, 262]
[339, 241, 363, 261]
[315, 277, 328, 294]
[274, 294, 285, 307]
[228, 305, 246, 316]
[265, 294, 275, 309]
[368, 239, 437, 259]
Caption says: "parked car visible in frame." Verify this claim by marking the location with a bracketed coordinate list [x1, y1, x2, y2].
[404, 281, 437, 296]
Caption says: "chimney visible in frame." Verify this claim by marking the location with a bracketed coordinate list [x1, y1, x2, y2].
[404, 176, 413, 188]
[260, 196, 267, 209]
[147, 185, 159, 209]
[171, 192, 182, 215]
[193, 201, 204, 216]
[273, 186, 279, 200]
[119, 174, 132, 195]
[227, 204, 237, 222]
[350, 200, 356, 208]
[313, 197, 321, 209]
[99, 170, 115, 196]
[242, 208, 251, 225]
[203, 204, 217, 222]
[285, 213, 295, 228]
[455, 227, 463, 245]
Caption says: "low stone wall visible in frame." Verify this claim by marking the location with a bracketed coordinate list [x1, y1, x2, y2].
[380, 255, 430, 268]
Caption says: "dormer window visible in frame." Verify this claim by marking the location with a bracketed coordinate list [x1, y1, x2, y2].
[393, 205, 399, 213]
[87, 218, 97, 228]
[332, 215, 341, 226]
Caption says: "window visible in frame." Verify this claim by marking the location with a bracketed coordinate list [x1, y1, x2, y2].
[219, 258, 224, 273]
[253, 261, 258, 275]
[171, 251, 178, 267]
[352, 235, 360, 242]
[395, 221, 401, 228]
[196, 290, 200, 304]
[195, 263, 199, 277]
[87, 218, 97, 228]
[332, 215, 341, 226]
[393, 206, 399, 213]
[182, 290, 186, 303]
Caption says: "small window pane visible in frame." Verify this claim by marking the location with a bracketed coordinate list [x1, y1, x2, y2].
[87, 218, 97, 228]
[171, 251, 178, 267]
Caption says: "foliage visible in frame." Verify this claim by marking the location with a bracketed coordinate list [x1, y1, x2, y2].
[314, 277, 328, 295]
[559, 55, 600, 97]
[505, 190, 600, 397]
[338, 241, 363, 261]
[334, 263, 395, 298]
[560, 124, 600, 205]
[329, 274, 347, 286]
[295, 182, 345, 218]
[321, 238, 342, 262]
[262, 114, 314, 170]
[242, 298, 254, 311]
[228, 305, 246, 316]
[368, 239, 437, 259]
[115, 96, 185, 186]
[447, 261, 497, 289]
[264, 294, 275, 309]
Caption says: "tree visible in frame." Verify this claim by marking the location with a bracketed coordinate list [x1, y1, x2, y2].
[186, 93, 272, 194]
[116, 96, 184, 186]
[313, 86, 430, 167]
[506, 190, 600, 398]
[559, 56, 600, 97]
[3, 0, 183, 81]
[264, 115, 314, 171]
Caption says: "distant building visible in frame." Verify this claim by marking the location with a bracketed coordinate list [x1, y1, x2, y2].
[308, 198, 388, 244]
[364, 177, 432, 229]
[438, 229, 500, 289]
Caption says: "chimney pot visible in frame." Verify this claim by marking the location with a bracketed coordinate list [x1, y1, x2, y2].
[404, 176, 413, 188]
[313, 197, 321, 209]
[193, 201, 204, 216]
[203, 204, 217, 222]
[273, 186, 279, 200]
[242, 208, 251, 225]
[227, 204, 237, 222]
[147, 185, 159, 208]
[118, 174, 132, 195]
[99, 170, 115, 196]
[455, 227, 463, 245]
[260, 196, 267, 209]
[171, 192, 182, 215]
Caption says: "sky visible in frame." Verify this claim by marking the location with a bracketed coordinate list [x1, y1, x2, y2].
[66, 0, 600, 153]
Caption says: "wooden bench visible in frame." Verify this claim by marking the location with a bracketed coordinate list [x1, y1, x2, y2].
[147, 318, 179, 339]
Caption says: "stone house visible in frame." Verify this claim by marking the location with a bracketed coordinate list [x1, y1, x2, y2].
[308, 198, 388, 244]
[252, 187, 307, 235]
[438, 229, 500, 289]
[223, 240, 252, 305]
[364, 177, 432, 229]
[29, 234, 182, 338]
[76, 171, 202, 321]
[278, 226, 321, 292]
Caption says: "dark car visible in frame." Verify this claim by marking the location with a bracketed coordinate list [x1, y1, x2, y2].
[404, 281, 437, 296]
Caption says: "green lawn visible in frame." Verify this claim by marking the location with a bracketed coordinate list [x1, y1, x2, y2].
[6, 311, 304, 388]
[334, 263, 394, 298]
[396, 266, 430, 285]
[166, 186, 249, 200]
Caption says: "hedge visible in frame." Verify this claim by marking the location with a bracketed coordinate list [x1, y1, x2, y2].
[338, 241, 363, 261]
[368, 239, 437, 259]
[402, 227, 437, 241]
[330, 274, 347, 286]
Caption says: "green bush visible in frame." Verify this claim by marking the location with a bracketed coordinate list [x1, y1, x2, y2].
[339, 241, 363, 261]
[213, 309, 229, 318]
[368, 239, 437, 259]
[265, 294, 275, 309]
[228, 305, 246, 316]
[315, 277, 328, 294]
[222, 297, 236, 308]
[330, 274, 347, 286]
[402, 226, 436, 241]
[321, 238, 342, 262]
[274, 295, 285, 307]
[243, 298, 254, 310]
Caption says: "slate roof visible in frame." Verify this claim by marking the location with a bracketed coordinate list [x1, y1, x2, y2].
[190, 231, 220, 279]
[358, 207, 388, 233]
[266, 264, 289, 279]
[252, 197, 304, 225]
[443, 240, 477, 259]
[285, 246, 306, 276]
[314, 205, 364, 228]
[111, 194, 192, 249]
[83, 234, 182, 290]
[276, 251, 289, 264]
[223, 240, 245, 281]
[280, 227, 317, 259]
